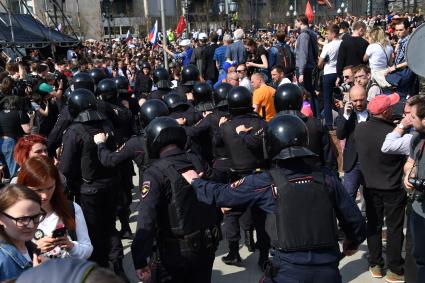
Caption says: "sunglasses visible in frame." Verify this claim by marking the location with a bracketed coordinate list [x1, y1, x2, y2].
[237, 69, 246, 73]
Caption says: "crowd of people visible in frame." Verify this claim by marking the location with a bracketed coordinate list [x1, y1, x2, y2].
[0, 10, 424, 283]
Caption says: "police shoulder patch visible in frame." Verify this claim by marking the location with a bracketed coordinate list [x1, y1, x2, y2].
[141, 181, 151, 199]
[231, 178, 245, 189]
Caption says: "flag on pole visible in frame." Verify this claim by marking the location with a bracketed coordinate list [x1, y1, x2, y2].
[305, 0, 314, 24]
[175, 16, 187, 38]
[149, 20, 158, 46]
[125, 29, 133, 43]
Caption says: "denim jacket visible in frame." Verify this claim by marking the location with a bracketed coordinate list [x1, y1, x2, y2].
[0, 242, 33, 281]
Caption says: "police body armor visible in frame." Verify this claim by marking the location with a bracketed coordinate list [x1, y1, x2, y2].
[151, 153, 217, 238]
[71, 121, 117, 184]
[221, 113, 264, 171]
[266, 168, 338, 251]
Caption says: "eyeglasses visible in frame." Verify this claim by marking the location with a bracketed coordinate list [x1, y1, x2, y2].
[2, 210, 46, 227]
[237, 69, 246, 73]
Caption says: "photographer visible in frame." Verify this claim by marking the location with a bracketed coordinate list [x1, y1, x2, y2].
[403, 95, 425, 283]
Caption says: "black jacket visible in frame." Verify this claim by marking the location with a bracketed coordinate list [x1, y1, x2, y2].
[335, 110, 367, 172]
[354, 116, 406, 190]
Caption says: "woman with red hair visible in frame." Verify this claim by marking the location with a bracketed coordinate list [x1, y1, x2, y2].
[13, 134, 48, 167]
[16, 156, 92, 259]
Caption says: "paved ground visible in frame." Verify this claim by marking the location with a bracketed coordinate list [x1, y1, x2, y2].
[120, 178, 394, 283]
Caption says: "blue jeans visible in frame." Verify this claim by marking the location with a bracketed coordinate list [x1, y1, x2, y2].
[343, 162, 364, 200]
[411, 207, 425, 283]
[322, 73, 337, 128]
[0, 137, 17, 178]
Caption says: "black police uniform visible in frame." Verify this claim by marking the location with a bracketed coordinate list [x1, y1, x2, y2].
[58, 90, 127, 281]
[131, 118, 219, 283]
[187, 114, 367, 282]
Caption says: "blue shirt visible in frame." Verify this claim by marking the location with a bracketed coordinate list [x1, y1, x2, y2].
[213, 45, 227, 70]
[173, 48, 193, 67]
[268, 41, 288, 71]
[0, 243, 32, 281]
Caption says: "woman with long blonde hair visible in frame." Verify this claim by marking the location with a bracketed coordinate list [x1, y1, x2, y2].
[363, 27, 394, 87]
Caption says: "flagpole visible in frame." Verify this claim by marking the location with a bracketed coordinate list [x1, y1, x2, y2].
[159, 0, 169, 70]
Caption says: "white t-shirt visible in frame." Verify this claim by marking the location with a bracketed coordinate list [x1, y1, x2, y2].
[33, 203, 93, 259]
[320, 39, 342, 75]
[366, 43, 393, 71]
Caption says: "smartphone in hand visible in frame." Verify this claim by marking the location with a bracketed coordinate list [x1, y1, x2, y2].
[52, 226, 67, 238]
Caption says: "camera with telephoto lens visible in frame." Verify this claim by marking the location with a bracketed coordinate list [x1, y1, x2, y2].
[409, 177, 425, 193]
[333, 83, 352, 100]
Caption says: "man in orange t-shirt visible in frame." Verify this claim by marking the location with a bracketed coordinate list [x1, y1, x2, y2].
[251, 73, 276, 121]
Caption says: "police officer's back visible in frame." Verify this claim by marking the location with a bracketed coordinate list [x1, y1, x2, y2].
[149, 67, 173, 100]
[182, 114, 366, 283]
[59, 88, 120, 269]
[219, 86, 266, 172]
[131, 117, 219, 283]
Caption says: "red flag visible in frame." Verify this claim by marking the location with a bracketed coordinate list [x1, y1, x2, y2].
[305, 0, 314, 24]
[175, 16, 187, 37]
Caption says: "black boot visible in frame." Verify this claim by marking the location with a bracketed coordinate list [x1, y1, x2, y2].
[244, 230, 256, 252]
[113, 260, 130, 283]
[258, 249, 270, 272]
[222, 241, 241, 265]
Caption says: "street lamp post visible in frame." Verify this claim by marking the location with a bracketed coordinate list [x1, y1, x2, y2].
[101, 0, 113, 47]
[219, 0, 238, 32]
[183, 0, 191, 38]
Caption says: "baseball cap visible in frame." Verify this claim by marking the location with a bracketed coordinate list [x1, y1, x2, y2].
[223, 60, 237, 72]
[198, 32, 208, 40]
[38, 83, 53, 93]
[367, 93, 400, 115]
[179, 39, 191, 47]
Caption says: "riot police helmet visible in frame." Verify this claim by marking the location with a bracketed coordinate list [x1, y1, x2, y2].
[153, 67, 172, 89]
[68, 88, 97, 118]
[227, 86, 252, 114]
[113, 76, 129, 93]
[62, 87, 72, 104]
[70, 72, 95, 93]
[193, 82, 213, 104]
[214, 82, 233, 108]
[181, 64, 200, 86]
[265, 114, 315, 160]
[89, 68, 107, 85]
[163, 92, 189, 111]
[139, 99, 169, 127]
[141, 62, 151, 70]
[96, 78, 118, 102]
[146, 116, 187, 158]
[274, 84, 303, 112]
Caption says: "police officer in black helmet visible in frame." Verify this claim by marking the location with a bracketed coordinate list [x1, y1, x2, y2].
[274, 84, 336, 170]
[134, 61, 153, 102]
[149, 67, 173, 100]
[93, 99, 169, 186]
[89, 68, 107, 86]
[47, 72, 96, 157]
[114, 75, 140, 120]
[131, 117, 219, 283]
[58, 88, 130, 282]
[96, 78, 136, 240]
[181, 114, 366, 283]
[164, 92, 201, 126]
[185, 82, 232, 181]
[176, 64, 200, 101]
[217, 86, 269, 268]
